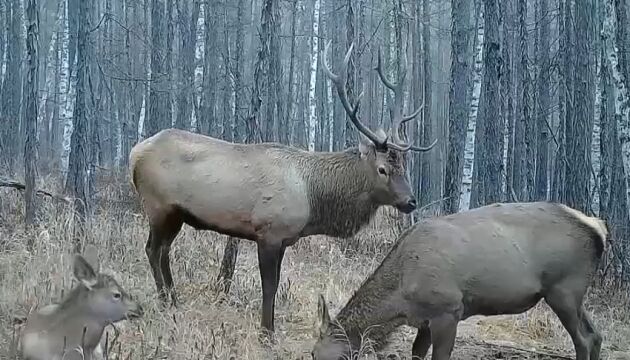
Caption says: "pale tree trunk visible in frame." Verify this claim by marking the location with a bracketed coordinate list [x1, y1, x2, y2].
[233, 0, 245, 141]
[24, 0, 39, 236]
[65, 0, 91, 252]
[465, 1, 483, 210]
[443, 0, 473, 215]
[307, 0, 321, 151]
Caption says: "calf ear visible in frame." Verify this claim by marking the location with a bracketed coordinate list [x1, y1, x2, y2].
[317, 294, 331, 334]
[73, 255, 98, 290]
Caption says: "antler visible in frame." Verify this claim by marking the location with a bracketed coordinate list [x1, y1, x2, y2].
[375, 49, 428, 152]
[321, 41, 387, 148]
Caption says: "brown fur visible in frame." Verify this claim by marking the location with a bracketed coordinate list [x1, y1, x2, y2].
[313, 202, 606, 360]
[129, 128, 424, 333]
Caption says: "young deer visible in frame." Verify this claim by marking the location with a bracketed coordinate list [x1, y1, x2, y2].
[20, 255, 144, 360]
[312, 202, 606, 360]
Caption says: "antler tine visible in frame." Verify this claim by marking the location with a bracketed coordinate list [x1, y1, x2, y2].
[376, 49, 397, 92]
[322, 41, 385, 147]
[410, 138, 439, 152]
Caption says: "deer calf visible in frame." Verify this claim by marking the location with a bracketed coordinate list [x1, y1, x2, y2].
[19, 255, 143, 360]
[312, 202, 606, 360]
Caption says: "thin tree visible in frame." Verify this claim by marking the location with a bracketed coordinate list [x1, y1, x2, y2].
[443, 0, 473, 215]
[24, 0, 39, 235]
[534, 0, 550, 200]
[65, 0, 92, 252]
[480, 0, 503, 204]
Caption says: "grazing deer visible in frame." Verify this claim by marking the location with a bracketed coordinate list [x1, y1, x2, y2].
[129, 41, 436, 335]
[312, 202, 607, 360]
[19, 255, 143, 360]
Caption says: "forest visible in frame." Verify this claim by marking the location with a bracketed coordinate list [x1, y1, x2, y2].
[1, 0, 630, 358]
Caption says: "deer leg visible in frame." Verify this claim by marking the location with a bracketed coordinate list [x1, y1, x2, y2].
[578, 307, 602, 360]
[159, 219, 183, 306]
[428, 314, 458, 360]
[411, 321, 431, 360]
[145, 229, 166, 303]
[545, 289, 589, 360]
[257, 242, 283, 337]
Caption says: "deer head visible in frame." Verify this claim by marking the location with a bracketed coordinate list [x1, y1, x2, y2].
[322, 41, 437, 213]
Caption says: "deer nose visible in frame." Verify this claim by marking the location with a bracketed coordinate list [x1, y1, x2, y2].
[407, 197, 417, 210]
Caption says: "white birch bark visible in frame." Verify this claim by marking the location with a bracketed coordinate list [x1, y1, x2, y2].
[462, 5, 484, 210]
[59, 0, 73, 172]
[307, 0, 321, 152]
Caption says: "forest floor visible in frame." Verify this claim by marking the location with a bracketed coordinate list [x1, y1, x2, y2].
[1, 187, 630, 359]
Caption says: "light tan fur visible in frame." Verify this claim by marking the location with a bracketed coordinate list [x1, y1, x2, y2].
[20, 255, 143, 360]
[130, 43, 437, 335]
[313, 202, 606, 360]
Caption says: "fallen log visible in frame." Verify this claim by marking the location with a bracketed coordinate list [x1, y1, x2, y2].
[0, 178, 70, 203]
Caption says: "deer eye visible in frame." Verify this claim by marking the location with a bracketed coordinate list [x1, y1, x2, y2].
[378, 167, 387, 176]
[113, 292, 122, 300]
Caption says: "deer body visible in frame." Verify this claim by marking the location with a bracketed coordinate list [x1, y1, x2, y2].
[130, 42, 437, 335]
[313, 202, 606, 360]
[20, 256, 143, 360]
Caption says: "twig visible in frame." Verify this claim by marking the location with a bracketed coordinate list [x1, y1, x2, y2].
[0, 178, 71, 203]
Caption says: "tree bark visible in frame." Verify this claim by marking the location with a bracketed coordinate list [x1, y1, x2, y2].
[534, 0, 550, 200]
[64, 0, 91, 252]
[419, 0, 433, 207]
[443, 0, 473, 215]
[24, 0, 39, 235]
[480, 0, 503, 204]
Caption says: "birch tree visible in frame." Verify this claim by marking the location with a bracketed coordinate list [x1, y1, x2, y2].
[443, 0, 473, 215]
[307, 0, 321, 151]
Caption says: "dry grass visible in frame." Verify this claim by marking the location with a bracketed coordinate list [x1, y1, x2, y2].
[1, 184, 629, 359]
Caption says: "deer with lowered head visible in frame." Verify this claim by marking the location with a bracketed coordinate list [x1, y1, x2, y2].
[128, 41, 436, 335]
[312, 202, 607, 360]
[19, 255, 143, 360]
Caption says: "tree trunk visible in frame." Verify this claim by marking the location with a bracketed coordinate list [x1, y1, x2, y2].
[419, 0, 433, 207]
[285, 0, 298, 145]
[24, 0, 39, 236]
[64, 0, 91, 252]
[442, 0, 473, 215]
[146, 0, 165, 137]
[480, 0, 503, 204]
[519, 0, 535, 201]
[307, 0, 321, 151]
[534, 0, 550, 200]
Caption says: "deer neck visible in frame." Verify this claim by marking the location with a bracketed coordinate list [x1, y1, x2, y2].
[301, 148, 380, 238]
[334, 253, 404, 352]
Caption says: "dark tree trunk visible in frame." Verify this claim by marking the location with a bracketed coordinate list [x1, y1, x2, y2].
[24, 0, 39, 235]
[502, 0, 514, 202]
[519, 0, 534, 201]
[64, 0, 91, 252]
[0, 0, 23, 172]
[146, 0, 165, 137]
[443, 0, 473, 215]
[344, 0, 357, 147]
[480, 0, 503, 204]
[285, 0, 298, 145]
[419, 0, 433, 207]
[534, 0, 550, 200]
[565, 0, 593, 212]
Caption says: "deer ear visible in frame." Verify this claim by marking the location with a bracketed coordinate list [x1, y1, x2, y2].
[358, 136, 375, 159]
[317, 294, 331, 334]
[73, 255, 98, 290]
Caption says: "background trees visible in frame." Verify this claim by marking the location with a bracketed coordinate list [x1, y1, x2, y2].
[1, 0, 630, 282]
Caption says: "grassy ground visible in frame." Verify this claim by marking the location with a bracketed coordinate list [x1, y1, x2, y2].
[1, 185, 629, 359]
